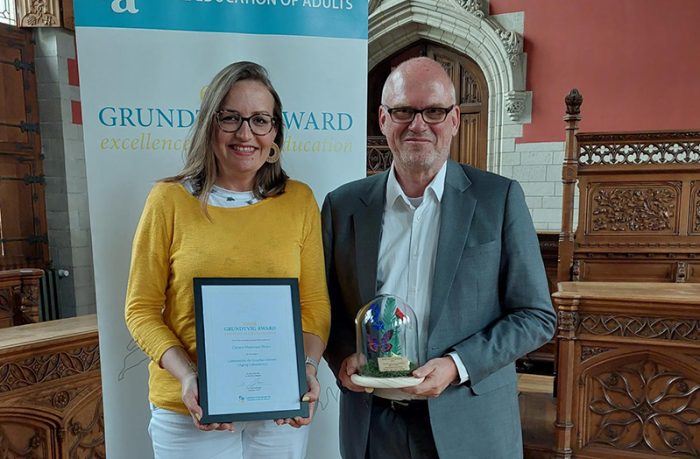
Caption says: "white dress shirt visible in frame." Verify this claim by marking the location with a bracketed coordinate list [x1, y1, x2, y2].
[374, 162, 469, 400]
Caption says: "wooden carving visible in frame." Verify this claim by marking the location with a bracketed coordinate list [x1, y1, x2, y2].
[0, 316, 103, 459]
[579, 140, 700, 166]
[580, 346, 611, 362]
[0, 422, 49, 458]
[558, 310, 578, 332]
[0, 291, 10, 322]
[13, 283, 40, 324]
[0, 345, 100, 393]
[572, 260, 581, 281]
[579, 314, 700, 341]
[577, 242, 700, 249]
[586, 359, 700, 457]
[590, 184, 678, 233]
[434, 57, 454, 82]
[693, 183, 700, 234]
[558, 89, 583, 283]
[460, 70, 481, 104]
[26, 385, 89, 412]
[67, 396, 105, 459]
[565, 88, 583, 115]
[564, 129, 700, 283]
[19, 283, 40, 306]
[366, 136, 392, 175]
[675, 261, 688, 283]
[0, 270, 43, 328]
[579, 131, 700, 143]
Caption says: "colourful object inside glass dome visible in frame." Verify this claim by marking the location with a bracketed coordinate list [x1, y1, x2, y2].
[356, 295, 419, 378]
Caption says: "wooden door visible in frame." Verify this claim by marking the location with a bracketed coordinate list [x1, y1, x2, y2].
[428, 46, 489, 169]
[0, 23, 48, 270]
[367, 41, 489, 171]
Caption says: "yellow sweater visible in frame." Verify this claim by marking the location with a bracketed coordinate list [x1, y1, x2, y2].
[125, 181, 330, 414]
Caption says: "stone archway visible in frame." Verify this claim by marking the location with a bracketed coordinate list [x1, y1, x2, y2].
[368, 0, 528, 172]
[368, 41, 490, 170]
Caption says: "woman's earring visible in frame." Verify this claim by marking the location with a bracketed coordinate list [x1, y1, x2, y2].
[266, 143, 281, 163]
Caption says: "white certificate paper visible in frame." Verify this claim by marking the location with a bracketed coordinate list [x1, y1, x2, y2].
[194, 278, 308, 423]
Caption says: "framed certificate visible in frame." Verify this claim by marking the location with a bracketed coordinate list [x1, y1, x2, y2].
[193, 278, 309, 423]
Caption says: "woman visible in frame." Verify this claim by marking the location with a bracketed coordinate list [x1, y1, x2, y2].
[125, 61, 330, 459]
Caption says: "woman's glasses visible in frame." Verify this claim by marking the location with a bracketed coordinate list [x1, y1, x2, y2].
[215, 110, 276, 136]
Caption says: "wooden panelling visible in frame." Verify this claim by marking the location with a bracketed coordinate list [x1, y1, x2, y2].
[0, 43, 29, 147]
[553, 282, 700, 459]
[0, 24, 41, 156]
[0, 24, 48, 270]
[0, 156, 47, 268]
[457, 113, 483, 168]
[575, 260, 677, 282]
[430, 44, 488, 170]
[0, 315, 104, 458]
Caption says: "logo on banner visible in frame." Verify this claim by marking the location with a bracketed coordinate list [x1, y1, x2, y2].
[111, 0, 139, 14]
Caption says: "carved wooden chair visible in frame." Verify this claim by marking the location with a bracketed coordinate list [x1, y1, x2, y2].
[557, 90, 700, 284]
[0, 268, 43, 328]
[552, 89, 700, 458]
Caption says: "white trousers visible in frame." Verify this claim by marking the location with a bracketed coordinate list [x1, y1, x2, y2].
[148, 405, 310, 459]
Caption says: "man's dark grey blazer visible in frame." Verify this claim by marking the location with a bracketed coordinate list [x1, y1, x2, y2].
[321, 160, 557, 459]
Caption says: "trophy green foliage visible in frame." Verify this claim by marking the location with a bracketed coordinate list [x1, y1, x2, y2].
[381, 298, 401, 356]
[360, 360, 418, 378]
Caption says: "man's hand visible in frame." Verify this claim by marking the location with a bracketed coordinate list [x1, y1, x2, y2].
[402, 357, 458, 398]
[338, 353, 370, 392]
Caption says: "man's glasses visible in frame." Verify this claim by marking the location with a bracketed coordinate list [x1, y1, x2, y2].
[382, 105, 455, 124]
[215, 110, 276, 136]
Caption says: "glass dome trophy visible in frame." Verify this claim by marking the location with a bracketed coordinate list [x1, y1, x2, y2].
[350, 295, 424, 389]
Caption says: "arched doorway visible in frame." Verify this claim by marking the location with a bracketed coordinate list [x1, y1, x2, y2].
[367, 40, 489, 171]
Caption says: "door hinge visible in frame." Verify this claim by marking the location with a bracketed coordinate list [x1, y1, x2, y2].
[27, 234, 49, 244]
[0, 234, 47, 244]
[14, 59, 35, 72]
[20, 122, 40, 133]
[23, 174, 45, 185]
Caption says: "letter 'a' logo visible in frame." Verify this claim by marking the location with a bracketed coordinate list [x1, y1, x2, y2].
[111, 0, 139, 14]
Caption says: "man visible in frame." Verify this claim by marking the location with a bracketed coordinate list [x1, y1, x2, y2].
[321, 57, 556, 459]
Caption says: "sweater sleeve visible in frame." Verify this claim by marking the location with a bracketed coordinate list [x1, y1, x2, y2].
[297, 188, 331, 345]
[124, 184, 183, 364]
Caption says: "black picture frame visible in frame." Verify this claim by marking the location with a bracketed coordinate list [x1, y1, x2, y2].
[193, 277, 309, 423]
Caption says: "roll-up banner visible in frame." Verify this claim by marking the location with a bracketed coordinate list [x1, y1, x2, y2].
[74, 2, 367, 457]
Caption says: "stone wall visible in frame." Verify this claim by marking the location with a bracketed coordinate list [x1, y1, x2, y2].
[34, 28, 95, 317]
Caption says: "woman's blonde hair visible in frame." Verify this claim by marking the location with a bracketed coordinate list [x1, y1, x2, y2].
[163, 61, 287, 213]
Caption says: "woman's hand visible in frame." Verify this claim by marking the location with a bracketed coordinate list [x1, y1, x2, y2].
[275, 333, 325, 428]
[161, 346, 235, 432]
[180, 372, 206, 428]
[180, 372, 236, 432]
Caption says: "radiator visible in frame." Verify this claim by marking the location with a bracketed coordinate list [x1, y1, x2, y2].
[39, 268, 67, 321]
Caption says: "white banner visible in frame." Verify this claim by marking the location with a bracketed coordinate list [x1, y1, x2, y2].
[74, 2, 366, 457]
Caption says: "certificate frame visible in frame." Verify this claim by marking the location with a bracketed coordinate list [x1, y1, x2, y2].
[193, 277, 309, 423]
